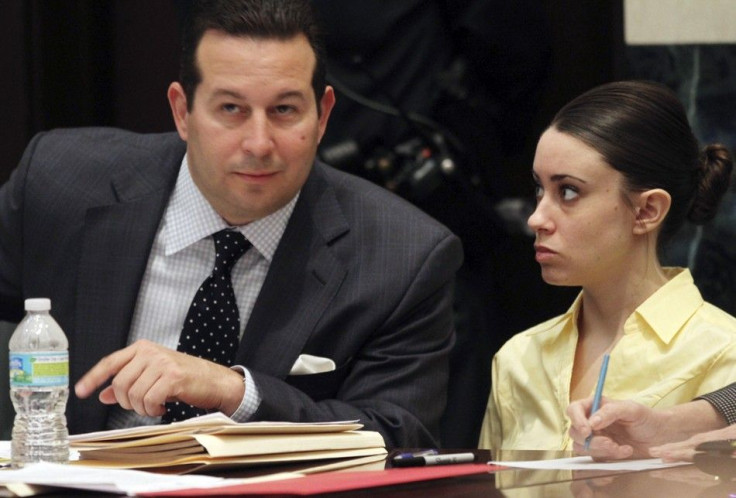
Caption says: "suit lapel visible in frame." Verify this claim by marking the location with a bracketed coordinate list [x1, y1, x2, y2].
[74, 197, 168, 367]
[71, 136, 183, 431]
[237, 164, 349, 377]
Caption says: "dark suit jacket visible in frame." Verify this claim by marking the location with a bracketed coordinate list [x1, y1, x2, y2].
[0, 128, 463, 448]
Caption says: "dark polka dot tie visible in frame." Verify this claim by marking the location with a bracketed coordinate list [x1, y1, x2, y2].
[162, 228, 251, 423]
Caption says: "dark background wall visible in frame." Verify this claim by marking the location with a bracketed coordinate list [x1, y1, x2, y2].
[0, 0, 181, 186]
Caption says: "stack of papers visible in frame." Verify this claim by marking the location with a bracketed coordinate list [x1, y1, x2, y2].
[68, 413, 387, 473]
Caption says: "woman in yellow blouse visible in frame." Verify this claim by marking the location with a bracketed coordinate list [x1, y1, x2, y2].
[479, 80, 736, 450]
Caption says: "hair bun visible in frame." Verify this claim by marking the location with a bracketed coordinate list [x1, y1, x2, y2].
[688, 144, 734, 224]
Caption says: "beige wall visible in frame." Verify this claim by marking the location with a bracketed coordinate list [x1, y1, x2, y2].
[625, 0, 736, 44]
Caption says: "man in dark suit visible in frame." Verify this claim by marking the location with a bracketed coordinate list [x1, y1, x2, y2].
[0, 0, 462, 448]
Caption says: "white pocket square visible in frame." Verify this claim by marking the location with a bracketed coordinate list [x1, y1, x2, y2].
[289, 354, 336, 375]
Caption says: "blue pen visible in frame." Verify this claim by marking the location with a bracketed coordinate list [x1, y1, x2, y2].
[584, 353, 610, 451]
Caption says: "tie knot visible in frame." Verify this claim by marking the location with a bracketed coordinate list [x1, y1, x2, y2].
[212, 229, 250, 274]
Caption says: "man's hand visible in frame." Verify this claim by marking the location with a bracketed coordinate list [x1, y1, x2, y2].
[650, 424, 736, 462]
[74, 339, 245, 417]
[567, 397, 668, 460]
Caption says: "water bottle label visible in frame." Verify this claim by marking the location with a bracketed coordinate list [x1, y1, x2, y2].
[9, 352, 69, 387]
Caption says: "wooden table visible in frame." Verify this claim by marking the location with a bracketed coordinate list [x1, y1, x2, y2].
[11, 448, 733, 496]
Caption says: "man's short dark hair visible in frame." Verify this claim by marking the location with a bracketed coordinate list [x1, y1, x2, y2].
[180, 0, 327, 112]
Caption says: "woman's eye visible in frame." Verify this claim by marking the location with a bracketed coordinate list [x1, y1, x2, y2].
[533, 184, 543, 199]
[561, 186, 579, 201]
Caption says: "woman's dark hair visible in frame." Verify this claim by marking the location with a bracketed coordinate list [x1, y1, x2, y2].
[550, 80, 733, 250]
[179, 0, 326, 112]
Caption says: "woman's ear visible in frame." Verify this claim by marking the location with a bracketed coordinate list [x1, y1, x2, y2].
[633, 189, 672, 235]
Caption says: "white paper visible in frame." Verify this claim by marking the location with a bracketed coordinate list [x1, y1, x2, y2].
[490, 455, 691, 471]
[68, 412, 236, 442]
[69, 413, 362, 442]
[0, 461, 300, 495]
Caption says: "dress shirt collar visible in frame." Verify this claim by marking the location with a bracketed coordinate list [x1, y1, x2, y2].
[162, 154, 299, 261]
[561, 267, 702, 345]
[632, 267, 702, 344]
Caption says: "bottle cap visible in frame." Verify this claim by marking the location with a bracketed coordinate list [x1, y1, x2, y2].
[25, 298, 51, 311]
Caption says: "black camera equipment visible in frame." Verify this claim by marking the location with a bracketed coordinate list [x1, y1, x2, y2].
[320, 133, 458, 203]
[320, 66, 533, 236]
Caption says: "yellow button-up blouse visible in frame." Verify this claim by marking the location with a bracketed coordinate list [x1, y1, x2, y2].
[479, 268, 736, 450]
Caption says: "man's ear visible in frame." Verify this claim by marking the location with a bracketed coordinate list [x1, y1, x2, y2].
[633, 189, 672, 235]
[167, 82, 189, 141]
[316, 85, 336, 143]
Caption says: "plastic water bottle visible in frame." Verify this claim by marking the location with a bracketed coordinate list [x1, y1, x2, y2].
[9, 298, 69, 467]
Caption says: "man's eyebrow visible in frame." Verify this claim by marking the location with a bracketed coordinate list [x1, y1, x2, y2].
[210, 89, 244, 100]
[209, 89, 307, 101]
[275, 90, 307, 101]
